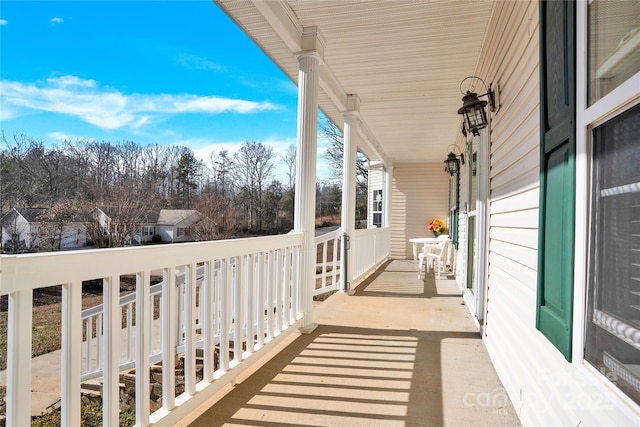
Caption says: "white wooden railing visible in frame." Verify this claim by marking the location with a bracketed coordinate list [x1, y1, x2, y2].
[79, 228, 341, 382]
[351, 227, 391, 282]
[1, 233, 304, 427]
[313, 228, 341, 296]
[80, 266, 206, 381]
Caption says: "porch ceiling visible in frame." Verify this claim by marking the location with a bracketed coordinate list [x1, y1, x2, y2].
[214, 0, 494, 165]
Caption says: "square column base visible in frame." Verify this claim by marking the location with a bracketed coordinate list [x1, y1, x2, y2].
[298, 323, 318, 334]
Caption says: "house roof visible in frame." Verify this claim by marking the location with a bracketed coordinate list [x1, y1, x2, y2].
[214, 0, 495, 165]
[11, 208, 48, 223]
[95, 207, 203, 226]
[1, 207, 86, 225]
[156, 209, 200, 226]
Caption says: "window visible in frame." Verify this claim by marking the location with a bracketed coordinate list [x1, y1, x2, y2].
[177, 227, 186, 237]
[372, 189, 383, 228]
[585, 104, 640, 405]
[143, 226, 155, 236]
[588, 0, 640, 105]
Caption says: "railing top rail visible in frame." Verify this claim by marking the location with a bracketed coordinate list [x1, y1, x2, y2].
[314, 228, 342, 245]
[1, 232, 303, 295]
[353, 226, 390, 237]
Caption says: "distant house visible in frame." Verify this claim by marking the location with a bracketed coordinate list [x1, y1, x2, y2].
[138, 209, 215, 243]
[1, 207, 88, 253]
[93, 207, 215, 245]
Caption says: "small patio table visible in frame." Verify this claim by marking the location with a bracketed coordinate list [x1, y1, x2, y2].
[408, 237, 442, 264]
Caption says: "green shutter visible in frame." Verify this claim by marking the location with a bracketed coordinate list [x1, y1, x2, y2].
[536, 0, 576, 361]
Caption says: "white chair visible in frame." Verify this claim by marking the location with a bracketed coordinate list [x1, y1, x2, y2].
[418, 239, 450, 279]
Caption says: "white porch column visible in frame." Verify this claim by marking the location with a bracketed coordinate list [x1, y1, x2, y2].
[340, 95, 360, 293]
[384, 165, 393, 227]
[294, 27, 324, 333]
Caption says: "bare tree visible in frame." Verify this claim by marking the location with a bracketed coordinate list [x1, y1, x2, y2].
[38, 202, 77, 252]
[1, 132, 75, 207]
[233, 141, 277, 230]
[282, 145, 296, 192]
[320, 119, 370, 226]
[320, 119, 369, 188]
[84, 178, 162, 248]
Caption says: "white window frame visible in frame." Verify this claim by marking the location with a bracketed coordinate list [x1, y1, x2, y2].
[372, 189, 383, 228]
[573, 0, 640, 415]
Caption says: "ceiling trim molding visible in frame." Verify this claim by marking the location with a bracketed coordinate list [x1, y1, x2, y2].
[252, 1, 303, 53]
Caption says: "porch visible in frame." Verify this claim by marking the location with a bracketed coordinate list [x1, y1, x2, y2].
[181, 259, 520, 426]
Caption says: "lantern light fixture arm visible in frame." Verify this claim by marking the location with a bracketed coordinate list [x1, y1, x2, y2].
[443, 144, 465, 176]
[446, 144, 465, 165]
[457, 76, 499, 137]
[459, 76, 496, 113]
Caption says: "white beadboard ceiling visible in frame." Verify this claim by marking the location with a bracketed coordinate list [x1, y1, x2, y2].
[214, 0, 495, 165]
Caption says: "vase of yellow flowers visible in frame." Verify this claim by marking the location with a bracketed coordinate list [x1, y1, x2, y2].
[428, 219, 447, 237]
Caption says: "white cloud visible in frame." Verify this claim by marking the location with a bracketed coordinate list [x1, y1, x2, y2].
[0, 19, 8, 26]
[50, 17, 64, 25]
[0, 75, 279, 130]
[48, 75, 96, 88]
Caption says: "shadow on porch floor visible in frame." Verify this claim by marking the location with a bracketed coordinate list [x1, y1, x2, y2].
[181, 259, 521, 427]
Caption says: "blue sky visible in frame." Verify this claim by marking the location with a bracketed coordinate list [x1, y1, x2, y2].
[0, 0, 332, 179]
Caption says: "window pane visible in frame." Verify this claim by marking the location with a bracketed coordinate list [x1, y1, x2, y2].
[586, 103, 640, 405]
[588, 0, 640, 105]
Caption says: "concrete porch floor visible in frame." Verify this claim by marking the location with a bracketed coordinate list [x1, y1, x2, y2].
[180, 259, 521, 427]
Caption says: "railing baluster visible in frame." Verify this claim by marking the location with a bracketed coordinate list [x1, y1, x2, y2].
[148, 289, 154, 356]
[291, 246, 300, 323]
[266, 250, 274, 340]
[256, 252, 265, 347]
[202, 261, 214, 382]
[161, 266, 177, 410]
[96, 312, 102, 371]
[214, 261, 221, 353]
[233, 256, 243, 364]
[103, 276, 120, 426]
[275, 249, 283, 333]
[177, 278, 184, 346]
[332, 236, 339, 287]
[85, 318, 92, 372]
[6, 289, 33, 427]
[135, 271, 151, 426]
[322, 240, 328, 290]
[219, 258, 229, 372]
[283, 247, 291, 327]
[61, 282, 82, 427]
[185, 263, 197, 396]
[126, 303, 133, 362]
[245, 254, 255, 354]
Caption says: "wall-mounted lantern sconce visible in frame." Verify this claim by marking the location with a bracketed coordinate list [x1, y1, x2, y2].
[444, 144, 465, 176]
[457, 76, 496, 137]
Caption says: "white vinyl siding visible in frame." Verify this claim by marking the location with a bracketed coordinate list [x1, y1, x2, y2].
[390, 163, 450, 259]
[470, 1, 639, 425]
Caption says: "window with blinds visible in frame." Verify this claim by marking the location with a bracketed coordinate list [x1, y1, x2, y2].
[585, 103, 640, 405]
